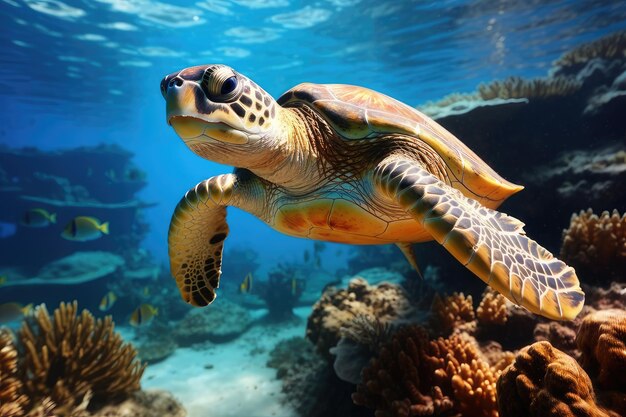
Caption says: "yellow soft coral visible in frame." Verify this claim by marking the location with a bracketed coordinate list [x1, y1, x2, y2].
[19, 301, 145, 410]
[0, 329, 27, 417]
[560, 209, 626, 283]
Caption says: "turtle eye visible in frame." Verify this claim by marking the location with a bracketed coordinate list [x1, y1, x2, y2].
[202, 66, 241, 102]
[221, 76, 237, 95]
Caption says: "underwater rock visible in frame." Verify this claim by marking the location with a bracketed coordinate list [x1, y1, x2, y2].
[560, 209, 626, 285]
[0, 329, 27, 417]
[90, 390, 186, 417]
[340, 267, 405, 287]
[17, 301, 145, 411]
[255, 263, 306, 321]
[136, 335, 177, 365]
[174, 298, 253, 345]
[576, 309, 626, 392]
[497, 341, 613, 417]
[268, 337, 369, 417]
[584, 282, 626, 311]
[3, 251, 125, 287]
[306, 277, 414, 361]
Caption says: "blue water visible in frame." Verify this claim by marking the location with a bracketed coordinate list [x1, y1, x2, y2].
[1, 0, 625, 269]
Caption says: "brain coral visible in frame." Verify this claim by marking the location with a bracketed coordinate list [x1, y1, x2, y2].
[560, 209, 626, 284]
[306, 277, 413, 360]
[497, 341, 613, 417]
[576, 309, 626, 392]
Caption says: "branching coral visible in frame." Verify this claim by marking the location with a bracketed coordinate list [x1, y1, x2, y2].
[497, 341, 613, 417]
[560, 209, 626, 283]
[476, 288, 509, 327]
[353, 325, 501, 417]
[576, 309, 626, 392]
[0, 329, 27, 417]
[430, 292, 475, 335]
[478, 76, 582, 100]
[553, 31, 626, 72]
[306, 277, 413, 360]
[18, 301, 145, 410]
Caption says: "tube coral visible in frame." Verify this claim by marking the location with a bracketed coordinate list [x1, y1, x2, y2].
[430, 292, 475, 335]
[18, 301, 145, 410]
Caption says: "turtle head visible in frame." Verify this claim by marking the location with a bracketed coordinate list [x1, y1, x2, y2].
[161, 64, 280, 163]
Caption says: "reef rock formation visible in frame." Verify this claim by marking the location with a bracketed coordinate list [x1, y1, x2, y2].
[497, 341, 614, 417]
[174, 298, 253, 345]
[18, 301, 145, 410]
[560, 209, 626, 284]
[576, 309, 626, 392]
[90, 390, 186, 417]
[306, 277, 414, 360]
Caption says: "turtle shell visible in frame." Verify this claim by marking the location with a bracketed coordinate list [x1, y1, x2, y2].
[277, 83, 523, 207]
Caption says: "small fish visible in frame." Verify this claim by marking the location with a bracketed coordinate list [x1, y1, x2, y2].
[21, 208, 56, 227]
[0, 302, 33, 323]
[0, 275, 7, 286]
[61, 216, 109, 242]
[239, 272, 253, 294]
[130, 303, 158, 327]
[99, 291, 117, 312]
[291, 278, 298, 296]
[142, 286, 150, 297]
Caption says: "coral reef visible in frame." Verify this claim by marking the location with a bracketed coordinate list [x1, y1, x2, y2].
[585, 282, 626, 310]
[497, 341, 612, 417]
[306, 277, 414, 360]
[0, 145, 152, 271]
[560, 209, 626, 284]
[478, 76, 582, 100]
[18, 301, 145, 410]
[256, 263, 305, 321]
[353, 325, 503, 417]
[174, 298, 253, 345]
[576, 309, 626, 392]
[430, 292, 475, 335]
[0, 329, 27, 417]
[553, 31, 626, 75]
[476, 288, 509, 327]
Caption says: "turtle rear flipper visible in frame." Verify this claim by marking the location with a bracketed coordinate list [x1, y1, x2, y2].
[374, 159, 585, 320]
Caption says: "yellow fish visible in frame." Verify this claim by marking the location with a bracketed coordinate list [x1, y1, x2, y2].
[0, 275, 7, 286]
[21, 208, 56, 227]
[239, 272, 253, 294]
[61, 216, 109, 242]
[99, 291, 117, 312]
[0, 303, 33, 323]
[142, 286, 150, 297]
[130, 303, 158, 327]
[291, 278, 297, 296]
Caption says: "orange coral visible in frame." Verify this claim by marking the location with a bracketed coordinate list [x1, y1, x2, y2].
[560, 209, 626, 284]
[576, 309, 626, 392]
[354, 325, 501, 417]
[0, 329, 27, 417]
[306, 277, 413, 359]
[497, 341, 612, 417]
[476, 288, 509, 326]
[430, 292, 475, 335]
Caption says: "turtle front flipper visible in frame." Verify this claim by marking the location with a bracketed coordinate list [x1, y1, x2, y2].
[168, 172, 265, 307]
[373, 159, 585, 320]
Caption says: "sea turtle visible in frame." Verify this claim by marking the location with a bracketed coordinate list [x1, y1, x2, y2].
[160, 64, 585, 320]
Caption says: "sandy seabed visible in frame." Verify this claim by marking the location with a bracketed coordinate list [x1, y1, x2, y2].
[136, 306, 312, 417]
